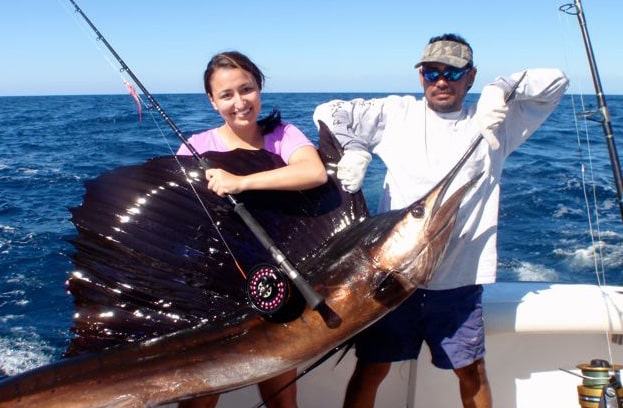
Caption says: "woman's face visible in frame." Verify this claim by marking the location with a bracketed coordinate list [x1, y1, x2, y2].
[208, 67, 261, 129]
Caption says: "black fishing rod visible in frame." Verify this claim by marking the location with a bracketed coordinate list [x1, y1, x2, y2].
[68, 0, 340, 328]
[560, 0, 623, 223]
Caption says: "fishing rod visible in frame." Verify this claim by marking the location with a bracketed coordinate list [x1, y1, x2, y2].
[68, 0, 340, 328]
[560, 0, 623, 223]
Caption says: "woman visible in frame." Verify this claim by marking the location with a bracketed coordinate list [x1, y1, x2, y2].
[177, 51, 327, 408]
[177, 51, 326, 197]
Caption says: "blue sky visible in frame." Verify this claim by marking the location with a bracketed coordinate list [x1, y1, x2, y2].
[1, 0, 621, 96]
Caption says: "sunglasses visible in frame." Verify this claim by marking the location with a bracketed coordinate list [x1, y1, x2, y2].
[421, 66, 472, 82]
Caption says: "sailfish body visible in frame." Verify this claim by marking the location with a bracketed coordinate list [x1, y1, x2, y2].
[0, 123, 482, 407]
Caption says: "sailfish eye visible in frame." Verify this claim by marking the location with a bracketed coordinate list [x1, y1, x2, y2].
[411, 205, 425, 218]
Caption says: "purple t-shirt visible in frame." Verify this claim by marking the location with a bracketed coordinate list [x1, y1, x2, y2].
[176, 122, 312, 164]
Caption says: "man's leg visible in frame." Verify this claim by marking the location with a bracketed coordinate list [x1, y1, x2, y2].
[343, 291, 424, 408]
[454, 357, 492, 408]
[423, 286, 489, 408]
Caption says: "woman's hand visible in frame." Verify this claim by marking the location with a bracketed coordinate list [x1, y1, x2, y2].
[205, 168, 245, 197]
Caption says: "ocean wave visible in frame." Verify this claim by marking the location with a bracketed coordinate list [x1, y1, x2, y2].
[0, 331, 56, 377]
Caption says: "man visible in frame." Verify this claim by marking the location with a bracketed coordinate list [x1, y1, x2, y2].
[313, 33, 568, 408]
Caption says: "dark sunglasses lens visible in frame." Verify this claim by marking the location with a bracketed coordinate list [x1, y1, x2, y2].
[447, 69, 468, 81]
[422, 67, 469, 82]
[422, 69, 441, 82]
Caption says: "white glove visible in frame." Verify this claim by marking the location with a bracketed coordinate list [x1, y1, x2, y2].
[476, 85, 508, 151]
[336, 149, 372, 193]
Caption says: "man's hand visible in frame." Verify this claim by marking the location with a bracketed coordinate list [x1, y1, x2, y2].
[476, 85, 508, 150]
[336, 149, 372, 193]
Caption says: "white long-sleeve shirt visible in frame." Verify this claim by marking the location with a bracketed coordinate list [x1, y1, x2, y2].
[313, 68, 569, 290]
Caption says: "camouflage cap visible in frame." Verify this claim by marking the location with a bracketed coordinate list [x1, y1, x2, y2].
[414, 40, 473, 69]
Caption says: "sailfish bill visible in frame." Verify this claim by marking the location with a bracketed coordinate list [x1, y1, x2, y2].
[0, 123, 483, 407]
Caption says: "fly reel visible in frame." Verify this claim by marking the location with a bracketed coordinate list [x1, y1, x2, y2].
[246, 263, 305, 322]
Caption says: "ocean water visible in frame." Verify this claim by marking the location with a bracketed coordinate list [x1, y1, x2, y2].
[1, 92, 622, 378]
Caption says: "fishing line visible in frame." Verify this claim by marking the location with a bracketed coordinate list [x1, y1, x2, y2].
[64, 0, 337, 325]
[557, 1, 609, 290]
[531, 0, 612, 292]
[59, 0, 245, 282]
[543, 2, 615, 299]
[61, 0, 242, 268]
[561, 1, 623, 222]
[61, 0, 260, 279]
[559, 3, 613, 285]
[560, 0, 623, 367]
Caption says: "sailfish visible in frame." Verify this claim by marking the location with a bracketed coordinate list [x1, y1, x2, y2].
[0, 122, 483, 407]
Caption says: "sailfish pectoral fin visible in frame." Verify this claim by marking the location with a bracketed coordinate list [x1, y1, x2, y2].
[373, 270, 416, 309]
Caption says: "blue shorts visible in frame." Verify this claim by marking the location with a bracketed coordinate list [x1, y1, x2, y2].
[354, 285, 485, 370]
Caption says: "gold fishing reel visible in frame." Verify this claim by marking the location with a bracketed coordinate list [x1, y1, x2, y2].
[576, 359, 623, 408]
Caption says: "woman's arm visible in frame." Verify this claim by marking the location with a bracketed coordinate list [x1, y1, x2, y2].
[205, 145, 327, 196]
